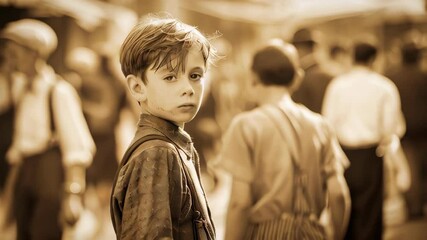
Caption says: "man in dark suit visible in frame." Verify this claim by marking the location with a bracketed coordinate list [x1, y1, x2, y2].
[291, 28, 333, 114]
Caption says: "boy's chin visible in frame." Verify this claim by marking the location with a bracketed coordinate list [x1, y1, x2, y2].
[179, 115, 198, 124]
[166, 113, 198, 126]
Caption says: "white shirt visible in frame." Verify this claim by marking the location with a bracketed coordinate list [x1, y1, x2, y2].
[9, 61, 95, 166]
[0, 71, 26, 113]
[322, 66, 405, 148]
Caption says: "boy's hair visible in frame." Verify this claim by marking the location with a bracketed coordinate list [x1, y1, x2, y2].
[120, 15, 216, 83]
[354, 42, 377, 64]
[251, 40, 298, 87]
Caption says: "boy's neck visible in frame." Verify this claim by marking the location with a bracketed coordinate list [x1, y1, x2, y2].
[140, 109, 185, 129]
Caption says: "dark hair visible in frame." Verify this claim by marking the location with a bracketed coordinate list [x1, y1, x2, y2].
[251, 45, 296, 87]
[401, 42, 421, 64]
[330, 45, 346, 59]
[354, 43, 377, 64]
[292, 28, 315, 44]
[120, 16, 217, 83]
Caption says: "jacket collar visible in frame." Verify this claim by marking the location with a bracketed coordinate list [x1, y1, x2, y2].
[137, 114, 193, 156]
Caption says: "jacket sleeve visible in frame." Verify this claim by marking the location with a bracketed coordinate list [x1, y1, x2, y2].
[118, 146, 177, 240]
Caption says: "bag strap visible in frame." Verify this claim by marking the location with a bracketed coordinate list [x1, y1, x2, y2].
[262, 104, 313, 216]
[174, 146, 216, 240]
[113, 133, 170, 183]
[48, 80, 57, 133]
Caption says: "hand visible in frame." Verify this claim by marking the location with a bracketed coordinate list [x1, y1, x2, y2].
[60, 193, 83, 226]
[6, 148, 22, 165]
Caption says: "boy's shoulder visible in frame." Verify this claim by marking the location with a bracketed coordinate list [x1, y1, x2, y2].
[233, 107, 271, 124]
[120, 131, 177, 166]
[118, 138, 181, 174]
[130, 137, 176, 158]
[136, 137, 175, 150]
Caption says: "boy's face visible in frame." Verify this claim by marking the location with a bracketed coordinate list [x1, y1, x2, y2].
[143, 46, 206, 127]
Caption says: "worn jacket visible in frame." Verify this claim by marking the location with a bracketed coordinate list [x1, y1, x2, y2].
[110, 114, 215, 240]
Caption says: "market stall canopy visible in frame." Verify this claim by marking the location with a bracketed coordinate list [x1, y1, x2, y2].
[0, 0, 136, 32]
[180, 0, 425, 25]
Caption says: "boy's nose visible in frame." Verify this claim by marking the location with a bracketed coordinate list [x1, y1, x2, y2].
[182, 80, 195, 96]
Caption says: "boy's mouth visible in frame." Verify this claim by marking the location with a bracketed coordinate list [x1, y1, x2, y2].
[178, 103, 196, 109]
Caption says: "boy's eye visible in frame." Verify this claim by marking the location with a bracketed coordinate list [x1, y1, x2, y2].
[190, 73, 203, 81]
[163, 75, 176, 81]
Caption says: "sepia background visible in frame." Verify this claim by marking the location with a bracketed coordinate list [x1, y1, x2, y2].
[1, 0, 427, 239]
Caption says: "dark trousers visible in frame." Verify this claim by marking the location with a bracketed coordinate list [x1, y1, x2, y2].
[0, 108, 14, 191]
[14, 147, 64, 240]
[343, 146, 383, 240]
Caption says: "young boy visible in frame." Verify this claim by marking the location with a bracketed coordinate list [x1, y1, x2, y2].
[110, 15, 217, 240]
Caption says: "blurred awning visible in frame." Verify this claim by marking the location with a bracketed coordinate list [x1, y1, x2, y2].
[180, 0, 425, 25]
[0, 0, 136, 31]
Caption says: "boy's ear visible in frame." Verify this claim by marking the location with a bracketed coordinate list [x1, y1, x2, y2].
[126, 74, 147, 102]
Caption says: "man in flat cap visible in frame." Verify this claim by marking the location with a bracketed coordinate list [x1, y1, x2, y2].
[291, 28, 333, 114]
[1, 19, 95, 240]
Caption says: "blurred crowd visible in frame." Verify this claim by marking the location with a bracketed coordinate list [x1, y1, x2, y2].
[0, 0, 427, 240]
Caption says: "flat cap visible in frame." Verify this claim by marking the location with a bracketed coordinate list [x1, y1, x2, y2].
[1, 19, 57, 58]
[291, 28, 315, 44]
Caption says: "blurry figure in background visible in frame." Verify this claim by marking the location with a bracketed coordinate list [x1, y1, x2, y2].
[381, 134, 411, 229]
[65, 47, 125, 190]
[322, 42, 406, 240]
[64, 46, 127, 238]
[291, 28, 333, 114]
[0, 39, 15, 193]
[0, 38, 20, 238]
[385, 38, 427, 218]
[219, 39, 350, 240]
[85, 7, 140, 162]
[1, 19, 96, 240]
[326, 43, 351, 77]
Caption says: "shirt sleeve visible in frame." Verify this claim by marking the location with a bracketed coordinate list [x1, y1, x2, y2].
[119, 146, 175, 240]
[52, 79, 96, 167]
[381, 82, 406, 139]
[321, 120, 349, 178]
[218, 114, 254, 182]
[321, 79, 338, 124]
